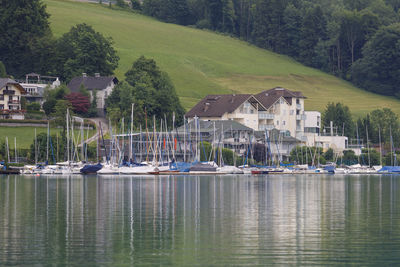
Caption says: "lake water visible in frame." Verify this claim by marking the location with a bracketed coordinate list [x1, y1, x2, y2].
[1, 174, 400, 266]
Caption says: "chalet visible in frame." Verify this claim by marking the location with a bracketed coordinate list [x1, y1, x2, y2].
[185, 94, 267, 130]
[0, 78, 27, 120]
[67, 73, 118, 117]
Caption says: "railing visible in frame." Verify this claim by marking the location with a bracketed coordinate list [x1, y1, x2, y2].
[259, 124, 274, 131]
[296, 114, 306, 120]
[3, 90, 15, 95]
[8, 100, 20, 104]
[296, 103, 302, 110]
[258, 112, 275, 120]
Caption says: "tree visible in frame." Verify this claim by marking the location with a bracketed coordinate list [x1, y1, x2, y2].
[116, 0, 128, 8]
[0, 0, 52, 77]
[65, 92, 90, 115]
[107, 56, 185, 127]
[42, 85, 70, 116]
[131, 0, 142, 10]
[88, 89, 98, 117]
[299, 5, 328, 66]
[322, 102, 355, 138]
[282, 3, 302, 57]
[55, 23, 119, 81]
[43, 99, 57, 116]
[0, 61, 7, 78]
[352, 23, 400, 97]
[27, 102, 41, 112]
[369, 108, 400, 145]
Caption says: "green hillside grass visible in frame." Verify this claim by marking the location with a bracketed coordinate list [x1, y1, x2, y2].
[44, 0, 400, 117]
[0, 127, 95, 149]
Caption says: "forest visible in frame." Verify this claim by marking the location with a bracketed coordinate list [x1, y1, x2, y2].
[139, 0, 400, 98]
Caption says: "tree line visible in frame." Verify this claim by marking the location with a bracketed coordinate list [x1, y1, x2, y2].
[322, 102, 400, 147]
[132, 0, 400, 98]
[1, 0, 185, 127]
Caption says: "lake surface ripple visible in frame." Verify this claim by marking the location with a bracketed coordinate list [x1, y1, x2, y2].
[1, 174, 400, 266]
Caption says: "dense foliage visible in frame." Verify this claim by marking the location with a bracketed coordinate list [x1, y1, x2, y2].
[322, 102, 355, 138]
[106, 56, 185, 127]
[0, 0, 52, 77]
[54, 23, 120, 81]
[64, 92, 90, 114]
[138, 0, 400, 98]
[0, 1, 119, 82]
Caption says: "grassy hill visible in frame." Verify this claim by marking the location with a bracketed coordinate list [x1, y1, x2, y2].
[44, 0, 400, 117]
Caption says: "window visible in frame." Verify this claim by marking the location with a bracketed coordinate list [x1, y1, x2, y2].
[283, 121, 286, 126]
[290, 110, 294, 115]
[0, 95, 3, 101]
[296, 99, 300, 104]
[0, 104, 3, 110]
[277, 120, 279, 125]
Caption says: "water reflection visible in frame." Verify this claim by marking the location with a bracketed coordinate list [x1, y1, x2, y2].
[0, 175, 400, 265]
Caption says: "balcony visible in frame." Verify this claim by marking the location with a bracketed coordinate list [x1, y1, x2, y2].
[3, 90, 15, 95]
[258, 112, 275, 120]
[259, 124, 274, 131]
[296, 103, 302, 110]
[296, 114, 306, 120]
[8, 100, 20, 105]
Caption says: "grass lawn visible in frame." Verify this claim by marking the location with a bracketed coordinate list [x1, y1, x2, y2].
[0, 127, 96, 149]
[44, 0, 400, 117]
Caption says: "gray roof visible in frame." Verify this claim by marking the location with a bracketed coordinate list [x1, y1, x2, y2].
[0, 78, 26, 93]
[178, 120, 253, 133]
[255, 87, 306, 109]
[185, 94, 266, 118]
[67, 76, 118, 92]
[186, 88, 305, 118]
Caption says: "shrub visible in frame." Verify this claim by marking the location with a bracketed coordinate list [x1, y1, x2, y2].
[27, 102, 41, 111]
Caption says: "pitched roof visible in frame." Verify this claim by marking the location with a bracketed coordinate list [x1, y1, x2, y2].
[0, 78, 26, 94]
[67, 76, 118, 92]
[255, 87, 306, 108]
[185, 94, 264, 118]
[179, 119, 253, 133]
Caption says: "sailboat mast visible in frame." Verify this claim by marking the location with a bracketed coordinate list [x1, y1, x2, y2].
[47, 120, 49, 162]
[183, 116, 186, 162]
[366, 124, 371, 167]
[378, 125, 382, 166]
[66, 108, 70, 163]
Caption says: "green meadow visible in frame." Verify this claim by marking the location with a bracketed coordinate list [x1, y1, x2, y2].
[0, 127, 95, 149]
[44, 0, 400, 117]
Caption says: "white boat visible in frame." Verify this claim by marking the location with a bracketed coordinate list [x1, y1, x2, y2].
[217, 165, 244, 174]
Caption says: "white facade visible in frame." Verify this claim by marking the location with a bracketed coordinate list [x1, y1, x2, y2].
[304, 112, 348, 154]
[258, 96, 306, 141]
[189, 99, 260, 130]
[0, 80, 26, 119]
[90, 80, 116, 110]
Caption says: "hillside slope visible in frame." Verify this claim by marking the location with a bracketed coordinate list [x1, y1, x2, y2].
[45, 0, 400, 117]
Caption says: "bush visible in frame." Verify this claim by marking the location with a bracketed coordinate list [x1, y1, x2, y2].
[130, 0, 141, 10]
[196, 19, 211, 30]
[27, 102, 41, 111]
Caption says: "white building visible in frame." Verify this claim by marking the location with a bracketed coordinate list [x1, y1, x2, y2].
[185, 94, 266, 130]
[186, 87, 307, 140]
[303, 111, 348, 155]
[67, 73, 118, 117]
[0, 78, 27, 119]
[255, 88, 306, 140]
[19, 73, 61, 106]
